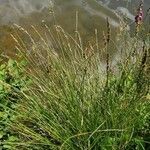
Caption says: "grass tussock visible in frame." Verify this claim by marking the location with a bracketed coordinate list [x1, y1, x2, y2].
[1, 20, 150, 149]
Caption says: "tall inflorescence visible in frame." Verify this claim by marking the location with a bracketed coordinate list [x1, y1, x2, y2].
[135, 0, 144, 33]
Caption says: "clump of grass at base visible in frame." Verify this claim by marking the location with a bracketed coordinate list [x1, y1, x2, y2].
[9, 24, 150, 150]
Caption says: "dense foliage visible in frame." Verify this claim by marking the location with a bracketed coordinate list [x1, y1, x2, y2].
[0, 8, 149, 148]
[0, 59, 29, 149]
[0, 24, 148, 149]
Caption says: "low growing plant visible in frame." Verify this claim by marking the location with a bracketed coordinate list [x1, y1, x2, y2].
[0, 58, 29, 149]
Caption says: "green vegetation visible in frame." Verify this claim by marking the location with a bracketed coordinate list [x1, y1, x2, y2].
[0, 19, 150, 149]
[0, 59, 29, 149]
